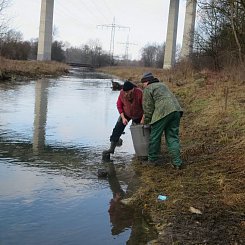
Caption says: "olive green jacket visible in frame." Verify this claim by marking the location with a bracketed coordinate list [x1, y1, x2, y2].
[143, 82, 183, 125]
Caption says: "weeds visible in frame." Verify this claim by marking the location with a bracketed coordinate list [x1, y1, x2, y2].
[1, 60, 244, 243]
[0, 57, 69, 79]
[98, 65, 245, 244]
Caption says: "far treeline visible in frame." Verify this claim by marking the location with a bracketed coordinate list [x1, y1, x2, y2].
[0, 0, 244, 71]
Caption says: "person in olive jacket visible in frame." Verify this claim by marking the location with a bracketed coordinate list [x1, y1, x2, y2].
[141, 72, 183, 169]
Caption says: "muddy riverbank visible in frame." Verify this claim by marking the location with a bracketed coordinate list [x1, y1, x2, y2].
[1, 60, 244, 244]
[98, 66, 245, 244]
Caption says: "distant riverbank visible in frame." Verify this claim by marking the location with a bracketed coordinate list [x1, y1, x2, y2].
[0, 57, 69, 81]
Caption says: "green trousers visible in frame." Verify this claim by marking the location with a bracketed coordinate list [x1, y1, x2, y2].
[148, 111, 182, 166]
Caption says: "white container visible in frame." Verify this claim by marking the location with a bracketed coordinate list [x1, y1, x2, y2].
[130, 124, 150, 157]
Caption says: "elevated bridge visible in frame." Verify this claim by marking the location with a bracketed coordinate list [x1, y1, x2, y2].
[37, 0, 197, 69]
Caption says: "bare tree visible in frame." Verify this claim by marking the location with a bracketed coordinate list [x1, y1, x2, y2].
[65, 41, 111, 67]
[140, 43, 164, 68]
[194, 0, 245, 69]
[227, 0, 244, 63]
[0, 29, 30, 60]
[51, 41, 65, 62]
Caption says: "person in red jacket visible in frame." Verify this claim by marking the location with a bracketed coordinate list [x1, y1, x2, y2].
[103, 81, 144, 157]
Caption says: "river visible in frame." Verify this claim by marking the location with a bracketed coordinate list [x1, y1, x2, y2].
[0, 68, 156, 245]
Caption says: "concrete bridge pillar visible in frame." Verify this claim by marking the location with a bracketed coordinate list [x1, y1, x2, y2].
[37, 0, 196, 66]
[37, 0, 54, 61]
[163, 0, 180, 69]
[181, 0, 197, 59]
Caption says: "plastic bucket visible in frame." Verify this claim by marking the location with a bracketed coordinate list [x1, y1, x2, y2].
[130, 124, 150, 157]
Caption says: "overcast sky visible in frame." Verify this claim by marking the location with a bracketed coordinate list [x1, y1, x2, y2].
[6, 0, 188, 60]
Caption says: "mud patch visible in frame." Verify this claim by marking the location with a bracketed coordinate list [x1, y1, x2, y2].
[156, 208, 245, 244]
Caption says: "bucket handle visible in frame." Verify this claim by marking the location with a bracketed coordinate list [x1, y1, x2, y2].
[142, 125, 150, 136]
[142, 125, 145, 136]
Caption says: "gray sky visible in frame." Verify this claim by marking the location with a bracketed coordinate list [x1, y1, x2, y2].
[7, 0, 187, 60]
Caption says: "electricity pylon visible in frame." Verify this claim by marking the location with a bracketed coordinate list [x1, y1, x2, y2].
[97, 17, 130, 64]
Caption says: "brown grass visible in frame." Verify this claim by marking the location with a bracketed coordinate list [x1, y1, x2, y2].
[98, 65, 245, 244]
[97, 66, 172, 83]
[1, 60, 244, 242]
[0, 57, 69, 79]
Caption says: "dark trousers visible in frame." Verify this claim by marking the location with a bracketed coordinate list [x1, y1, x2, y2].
[110, 115, 141, 142]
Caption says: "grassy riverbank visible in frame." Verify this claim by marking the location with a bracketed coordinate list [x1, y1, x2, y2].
[0, 57, 69, 80]
[1, 59, 244, 243]
[98, 65, 245, 244]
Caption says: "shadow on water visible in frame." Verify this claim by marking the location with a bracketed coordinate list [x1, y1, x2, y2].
[105, 161, 158, 244]
[0, 68, 157, 244]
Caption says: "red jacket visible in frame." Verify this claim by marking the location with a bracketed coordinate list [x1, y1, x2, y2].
[116, 87, 143, 120]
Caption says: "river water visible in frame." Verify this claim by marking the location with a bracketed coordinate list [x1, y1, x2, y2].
[0, 68, 156, 245]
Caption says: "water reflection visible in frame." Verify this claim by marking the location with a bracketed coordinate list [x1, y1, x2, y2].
[105, 161, 158, 243]
[0, 70, 157, 244]
[33, 79, 49, 152]
[107, 161, 133, 235]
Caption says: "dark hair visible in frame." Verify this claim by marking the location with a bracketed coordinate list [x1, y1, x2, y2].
[123, 81, 136, 91]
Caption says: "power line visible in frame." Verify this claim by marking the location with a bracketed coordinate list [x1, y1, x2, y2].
[89, 0, 110, 23]
[97, 17, 130, 63]
[101, 0, 114, 17]
[118, 34, 137, 61]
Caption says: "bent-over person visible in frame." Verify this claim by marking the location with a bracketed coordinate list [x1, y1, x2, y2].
[103, 81, 144, 158]
[141, 72, 183, 169]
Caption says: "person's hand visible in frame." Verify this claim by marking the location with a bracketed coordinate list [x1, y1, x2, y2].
[114, 193, 121, 202]
[140, 115, 144, 124]
[122, 118, 128, 125]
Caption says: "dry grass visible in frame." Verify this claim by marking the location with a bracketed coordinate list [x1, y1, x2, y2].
[1, 60, 244, 242]
[0, 57, 69, 78]
[97, 66, 172, 83]
[99, 65, 245, 244]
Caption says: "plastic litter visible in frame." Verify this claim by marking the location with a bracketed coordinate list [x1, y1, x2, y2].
[157, 195, 168, 201]
[189, 206, 202, 214]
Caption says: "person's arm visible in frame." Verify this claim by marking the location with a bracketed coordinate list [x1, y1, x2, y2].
[117, 93, 128, 125]
[120, 112, 128, 125]
[143, 89, 154, 125]
[140, 114, 144, 124]
[139, 90, 144, 124]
